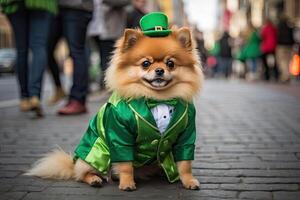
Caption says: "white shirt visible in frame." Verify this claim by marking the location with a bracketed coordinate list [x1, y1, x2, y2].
[150, 104, 175, 134]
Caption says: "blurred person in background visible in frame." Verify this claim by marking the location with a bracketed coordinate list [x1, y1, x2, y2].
[50, 0, 93, 115]
[217, 31, 233, 78]
[88, 0, 130, 90]
[260, 18, 279, 81]
[237, 22, 261, 81]
[207, 39, 220, 77]
[194, 28, 208, 69]
[0, 0, 57, 117]
[276, 15, 294, 83]
[126, 0, 147, 28]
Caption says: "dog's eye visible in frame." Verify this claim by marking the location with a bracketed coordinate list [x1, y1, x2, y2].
[141, 61, 151, 69]
[166, 60, 175, 69]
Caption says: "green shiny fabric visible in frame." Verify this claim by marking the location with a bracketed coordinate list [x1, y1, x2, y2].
[74, 92, 197, 183]
[74, 105, 111, 174]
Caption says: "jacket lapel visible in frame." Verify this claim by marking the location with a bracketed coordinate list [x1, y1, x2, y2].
[128, 98, 158, 131]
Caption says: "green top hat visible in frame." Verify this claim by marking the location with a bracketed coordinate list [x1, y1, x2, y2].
[140, 12, 172, 37]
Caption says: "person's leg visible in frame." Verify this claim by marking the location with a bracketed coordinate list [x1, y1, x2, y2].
[28, 10, 54, 116]
[48, 15, 63, 88]
[246, 58, 257, 81]
[220, 57, 229, 78]
[47, 15, 66, 105]
[245, 59, 251, 72]
[271, 51, 279, 81]
[7, 10, 30, 109]
[98, 39, 115, 89]
[64, 9, 91, 103]
[217, 57, 224, 77]
[225, 57, 232, 78]
[252, 58, 257, 73]
[276, 46, 290, 82]
[28, 10, 54, 99]
[283, 46, 292, 82]
[58, 8, 92, 115]
[92, 36, 103, 88]
[223, 58, 228, 78]
[212, 57, 219, 77]
[261, 53, 269, 81]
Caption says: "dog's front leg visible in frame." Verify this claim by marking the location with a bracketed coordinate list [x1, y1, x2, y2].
[117, 162, 136, 191]
[177, 160, 200, 190]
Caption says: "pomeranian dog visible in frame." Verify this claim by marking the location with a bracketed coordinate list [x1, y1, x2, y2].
[26, 24, 204, 191]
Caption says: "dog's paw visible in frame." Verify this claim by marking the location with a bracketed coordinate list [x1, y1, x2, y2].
[90, 176, 103, 187]
[182, 178, 200, 190]
[119, 181, 136, 191]
[83, 174, 103, 187]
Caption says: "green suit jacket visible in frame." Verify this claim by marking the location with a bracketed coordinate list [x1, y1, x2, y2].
[74, 92, 197, 183]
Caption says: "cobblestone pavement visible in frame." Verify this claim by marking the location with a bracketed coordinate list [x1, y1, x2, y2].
[1, 79, 300, 200]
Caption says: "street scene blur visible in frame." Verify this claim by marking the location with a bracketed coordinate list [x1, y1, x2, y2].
[0, 0, 300, 199]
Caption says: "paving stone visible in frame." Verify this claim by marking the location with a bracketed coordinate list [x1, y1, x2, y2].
[11, 185, 47, 192]
[0, 177, 55, 187]
[199, 184, 219, 189]
[193, 169, 300, 177]
[0, 171, 21, 178]
[180, 189, 238, 198]
[51, 180, 85, 187]
[273, 191, 300, 200]
[228, 162, 300, 169]
[0, 192, 27, 200]
[197, 176, 241, 183]
[220, 183, 299, 191]
[43, 187, 99, 195]
[0, 184, 13, 192]
[0, 164, 29, 171]
[258, 154, 298, 161]
[182, 198, 239, 200]
[243, 177, 300, 184]
[239, 191, 272, 199]
[192, 163, 231, 169]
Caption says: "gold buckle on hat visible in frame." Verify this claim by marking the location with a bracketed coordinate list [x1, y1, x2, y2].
[155, 26, 163, 31]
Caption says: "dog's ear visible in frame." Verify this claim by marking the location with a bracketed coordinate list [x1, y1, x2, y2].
[176, 27, 193, 51]
[122, 29, 141, 52]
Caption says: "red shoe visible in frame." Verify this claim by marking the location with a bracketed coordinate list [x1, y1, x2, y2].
[57, 100, 87, 115]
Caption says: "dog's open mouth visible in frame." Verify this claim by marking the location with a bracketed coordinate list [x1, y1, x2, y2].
[143, 78, 171, 88]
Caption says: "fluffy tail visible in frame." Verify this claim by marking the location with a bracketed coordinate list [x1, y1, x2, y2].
[25, 149, 75, 180]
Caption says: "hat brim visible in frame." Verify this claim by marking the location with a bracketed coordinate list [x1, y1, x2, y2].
[143, 30, 172, 37]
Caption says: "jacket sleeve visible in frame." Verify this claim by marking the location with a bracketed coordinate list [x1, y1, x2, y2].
[103, 103, 135, 162]
[74, 114, 100, 160]
[173, 104, 196, 162]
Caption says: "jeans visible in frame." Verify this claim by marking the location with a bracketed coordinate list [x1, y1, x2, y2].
[8, 9, 53, 99]
[59, 8, 92, 103]
[246, 58, 257, 73]
[48, 15, 63, 88]
[217, 57, 232, 78]
[93, 37, 115, 89]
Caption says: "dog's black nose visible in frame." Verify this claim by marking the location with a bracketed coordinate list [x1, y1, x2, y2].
[155, 68, 164, 76]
